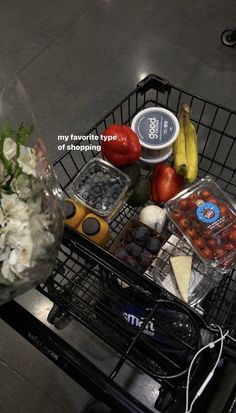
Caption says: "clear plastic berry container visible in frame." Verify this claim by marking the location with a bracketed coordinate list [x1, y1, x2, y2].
[165, 177, 236, 273]
[69, 158, 131, 219]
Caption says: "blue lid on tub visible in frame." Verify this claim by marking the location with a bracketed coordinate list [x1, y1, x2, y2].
[131, 107, 179, 149]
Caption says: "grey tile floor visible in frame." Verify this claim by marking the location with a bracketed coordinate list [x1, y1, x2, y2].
[0, 0, 236, 412]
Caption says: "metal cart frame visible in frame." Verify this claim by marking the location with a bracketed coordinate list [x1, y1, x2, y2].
[0, 74, 236, 413]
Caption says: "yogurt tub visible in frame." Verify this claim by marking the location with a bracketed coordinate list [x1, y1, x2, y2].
[131, 107, 179, 163]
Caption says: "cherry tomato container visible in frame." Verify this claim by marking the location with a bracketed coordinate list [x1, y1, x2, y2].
[165, 177, 236, 273]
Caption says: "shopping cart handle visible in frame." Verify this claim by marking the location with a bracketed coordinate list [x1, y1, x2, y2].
[137, 74, 171, 95]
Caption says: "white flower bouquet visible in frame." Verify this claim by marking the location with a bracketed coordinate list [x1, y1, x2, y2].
[0, 80, 63, 304]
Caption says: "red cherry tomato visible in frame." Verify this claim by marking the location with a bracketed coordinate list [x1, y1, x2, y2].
[215, 247, 225, 258]
[227, 212, 235, 223]
[187, 196, 198, 209]
[222, 230, 229, 240]
[171, 208, 183, 221]
[228, 230, 236, 242]
[186, 227, 197, 239]
[201, 246, 213, 259]
[178, 199, 189, 211]
[178, 217, 190, 230]
[219, 204, 229, 216]
[231, 223, 236, 231]
[203, 228, 212, 238]
[224, 242, 235, 251]
[200, 190, 211, 199]
[193, 238, 205, 250]
[224, 257, 235, 268]
[206, 197, 218, 205]
[206, 238, 217, 248]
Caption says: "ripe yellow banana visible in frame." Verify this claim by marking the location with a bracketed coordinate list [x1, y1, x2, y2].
[173, 112, 188, 176]
[183, 104, 198, 183]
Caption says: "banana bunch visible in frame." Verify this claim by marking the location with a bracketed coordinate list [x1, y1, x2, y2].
[173, 104, 198, 183]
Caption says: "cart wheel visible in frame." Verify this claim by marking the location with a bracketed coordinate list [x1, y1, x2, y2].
[221, 29, 236, 47]
[47, 304, 72, 330]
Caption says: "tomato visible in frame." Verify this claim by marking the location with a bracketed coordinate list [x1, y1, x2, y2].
[215, 247, 226, 258]
[206, 238, 217, 248]
[171, 208, 182, 221]
[193, 238, 205, 249]
[227, 212, 235, 223]
[187, 196, 198, 209]
[203, 228, 212, 238]
[224, 242, 235, 251]
[206, 197, 219, 205]
[201, 246, 213, 259]
[231, 223, 236, 231]
[178, 199, 189, 211]
[222, 230, 229, 240]
[228, 230, 236, 242]
[186, 227, 197, 239]
[219, 204, 229, 216]
[200, 189, 211, 199]
[179, 217, 189, 230]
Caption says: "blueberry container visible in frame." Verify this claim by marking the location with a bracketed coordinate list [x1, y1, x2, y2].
[69, 158, 131, 219]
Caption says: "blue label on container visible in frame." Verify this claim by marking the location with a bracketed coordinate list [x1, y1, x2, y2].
[196, 202, 220, 224]
[134, 110, 177, 147]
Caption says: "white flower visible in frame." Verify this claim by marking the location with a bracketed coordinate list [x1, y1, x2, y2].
[10, 174, 32, 199]
[1, 193, 29, 221]
[0, 160, 11, 184]
[9, 247, 32, 275]
[0, 208, 4, 226]
[0, 245, 10, 261]
[17, 145, 37, 177]
[1, 259, 16, 282]
[3, 137, 17, 160]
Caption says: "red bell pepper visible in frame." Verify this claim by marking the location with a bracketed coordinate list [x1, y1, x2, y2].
[151, 163, 184, 203]
[101, 125, 141, 167]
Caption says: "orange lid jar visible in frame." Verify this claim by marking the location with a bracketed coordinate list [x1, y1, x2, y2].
[64, 198, 87, 229]
[77, 213, 110, 247]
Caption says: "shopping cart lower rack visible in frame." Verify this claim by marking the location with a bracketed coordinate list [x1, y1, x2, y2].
[1, 74, 236, 413]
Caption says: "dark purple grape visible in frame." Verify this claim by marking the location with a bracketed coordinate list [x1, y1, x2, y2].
[115, 248, 128, 261]
[138, 249, 153, 267]
[145, 237, 161, 254]
[131, 226, 151, 245]
[125, 242, 142, 258]
[125, 255, 143, 272]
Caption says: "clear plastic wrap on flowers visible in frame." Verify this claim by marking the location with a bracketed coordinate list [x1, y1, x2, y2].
[0, 78, 64, 304]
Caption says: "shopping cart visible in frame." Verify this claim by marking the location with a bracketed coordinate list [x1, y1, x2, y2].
[0, 74, 236, 413]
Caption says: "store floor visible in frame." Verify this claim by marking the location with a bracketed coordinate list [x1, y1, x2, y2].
[0, 0, 235, 412]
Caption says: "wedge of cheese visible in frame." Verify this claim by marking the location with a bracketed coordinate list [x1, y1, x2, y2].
[170, 256, 192, 303]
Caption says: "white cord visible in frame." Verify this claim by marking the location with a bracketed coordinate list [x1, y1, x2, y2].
[185, 326, 229, 413]
[228, 334, 236, 343]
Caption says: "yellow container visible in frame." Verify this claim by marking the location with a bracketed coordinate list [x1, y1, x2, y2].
[77, 213, 110, 247]
[64, 198, 87, 229]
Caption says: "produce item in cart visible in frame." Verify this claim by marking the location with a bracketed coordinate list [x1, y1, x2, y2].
[145, 235, 218, 305]
[170, 256, 192, 303]
[63, 198, 87, 228]
[110, 219, 164, 273]
[131, 107, 179, 164]
[151, 163, 184, 204]
[69, 158, 131, 219]
[101, 125, 141, 167]
[127, 176, 150, 207]
[77, 213, 110, 247]
[173, 109, 188, 176]
[165, 177, 236, 273]
[139, 205, 166, 232]
[119, 163, 141, 189]
[183, 104, 198, 184]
